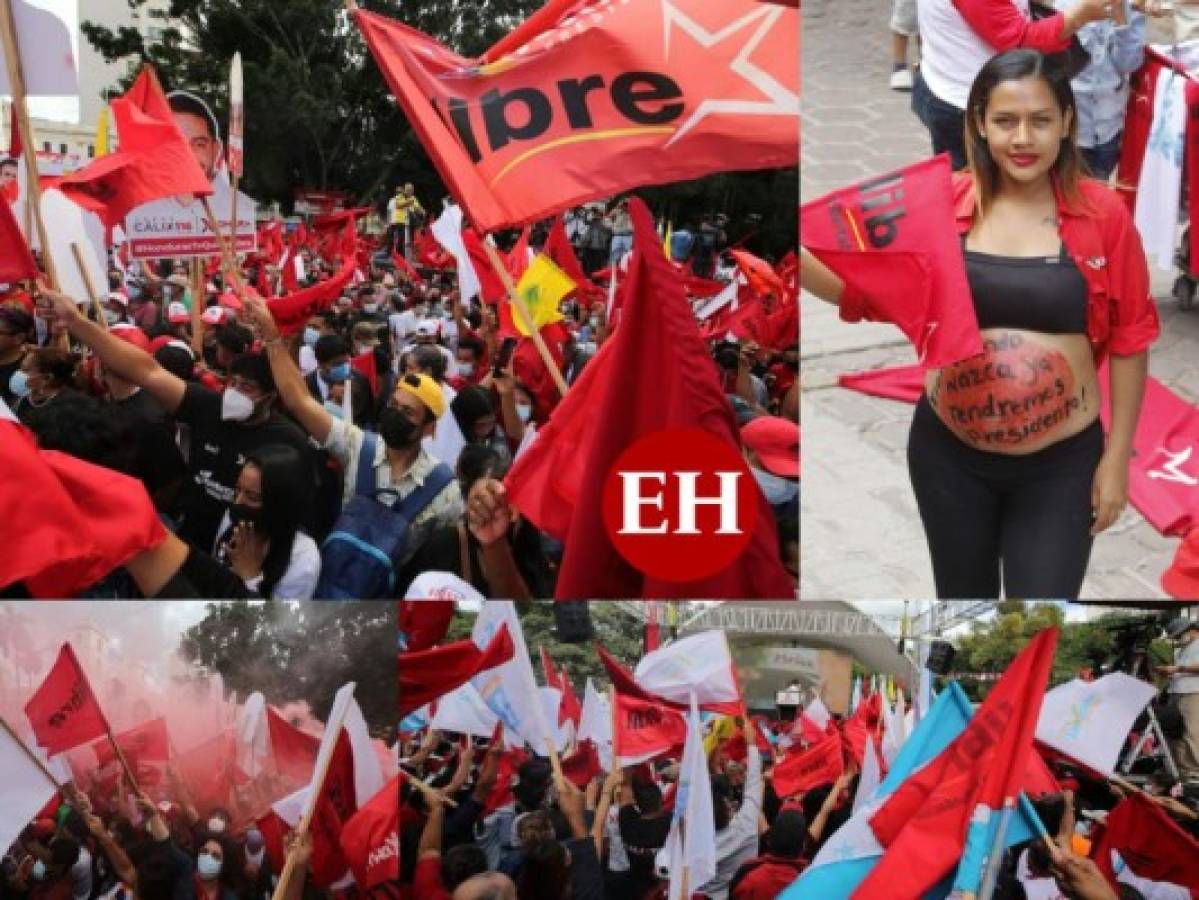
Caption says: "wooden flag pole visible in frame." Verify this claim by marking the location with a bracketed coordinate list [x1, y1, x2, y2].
[268, 695, 354, 900]
[103, 723, 142, 796]
[200, 197, 245, 295]
[70, 243, 107, 330]
[0, 716, 63, 790]
[190, 258, 204, 354]
[403, 771, 459, 808]
[0, 0, 59, 292]
[480, 241, 569, 397]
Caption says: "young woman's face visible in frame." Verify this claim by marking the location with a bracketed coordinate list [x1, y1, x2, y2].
[976, 76, 1071, 189]
[234, 462, 264, 511]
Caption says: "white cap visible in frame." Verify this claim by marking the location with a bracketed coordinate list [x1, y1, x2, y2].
[201, 306, 228, 325]
[415, 318, 440, 338]
[105, 291, 128, 306]
[404, 571, 484, 601]
[166, 301, 190, 323]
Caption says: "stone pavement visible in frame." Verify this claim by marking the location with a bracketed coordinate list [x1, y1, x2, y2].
[801, 0, 1199, 600]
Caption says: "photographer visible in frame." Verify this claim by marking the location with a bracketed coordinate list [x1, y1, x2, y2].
[713, 339, 768, 412]
[1159, 618, 1199, 783]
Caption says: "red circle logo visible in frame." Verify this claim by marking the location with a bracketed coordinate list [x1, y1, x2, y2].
[601, 428, 759, 582]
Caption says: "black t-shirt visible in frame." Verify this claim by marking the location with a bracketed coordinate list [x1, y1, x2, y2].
[618, 805, 671, 889]
[113, 389, 187, 510]
[399, 520, 553, 597]
[173, 382, 317, 550]
[0, 354, 23, 408]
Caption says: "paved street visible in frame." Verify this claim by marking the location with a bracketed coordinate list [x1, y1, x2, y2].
[801, 0, 1199, 599]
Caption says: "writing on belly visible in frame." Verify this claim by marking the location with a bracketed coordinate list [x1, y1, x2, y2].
[930, 332, 1082, 447]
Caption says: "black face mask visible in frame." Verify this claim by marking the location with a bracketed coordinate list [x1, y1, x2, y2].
[229, 503, 262, 527]
[378, 406, 420, 449]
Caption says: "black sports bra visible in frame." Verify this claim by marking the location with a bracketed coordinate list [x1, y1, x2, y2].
[962, 238, 1089, 335]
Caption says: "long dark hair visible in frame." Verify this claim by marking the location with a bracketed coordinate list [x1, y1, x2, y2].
[241, 444, 309, 597]
[964, 49, 1088, 216]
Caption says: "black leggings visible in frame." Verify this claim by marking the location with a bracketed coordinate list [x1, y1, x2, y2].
[907, 396, 1105, 599]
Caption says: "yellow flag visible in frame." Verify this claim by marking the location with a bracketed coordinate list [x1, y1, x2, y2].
[662, 221, 673, 260]
[511, 254, 572, 336]
[703, 715, 738, 755]
[94, 105, 109, 157]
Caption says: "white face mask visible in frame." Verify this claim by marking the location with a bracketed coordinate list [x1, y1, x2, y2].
[220, 387, 254, 422]
[516, 403, 532, 423]
[363, 303, 378, 314]
[458, 362, 474, 378]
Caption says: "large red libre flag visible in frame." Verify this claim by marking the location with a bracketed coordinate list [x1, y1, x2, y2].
[93, 717, 169, 769]
[504, 198, 793, 599]
[266, 706, 320, 784]
[339, 774, 399, 890]
[860, 628, 1058, 899]
[772, 730, 844, 799]
[0, 414, 167, 598]
[56, 66, 212, 228]
[353, 0, 797, 232]
[24, 644, 109, 757]
[399, 624, 515, 716]
[0, 199, 37, 282]
[800, 154, 982, 368]
[1090, 792, 1199, 892]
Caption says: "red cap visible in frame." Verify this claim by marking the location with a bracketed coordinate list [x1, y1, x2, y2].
[741, 415, 799, 479]
[166, 301, 190, 324]
[109, 323, 150, 352]
[217, 291, 242, 311]
[1162, 527, 1199, 599]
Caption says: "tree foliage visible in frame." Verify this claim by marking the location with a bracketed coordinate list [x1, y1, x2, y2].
[82, 1, 797, 256]
[179, 600, 396, 736]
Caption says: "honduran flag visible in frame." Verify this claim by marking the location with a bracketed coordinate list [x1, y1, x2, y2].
[781, 681, 1048, 899]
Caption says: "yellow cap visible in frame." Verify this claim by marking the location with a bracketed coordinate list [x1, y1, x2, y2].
[397, 373, 446, 419]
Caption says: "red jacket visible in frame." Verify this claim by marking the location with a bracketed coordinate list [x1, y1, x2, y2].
[730, 854, 806, 899]
[951, 172, 1160, 364]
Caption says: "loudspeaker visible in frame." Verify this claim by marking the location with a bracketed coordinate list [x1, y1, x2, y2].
[554, 601, 595, 643]
[926, 640, 956, 676]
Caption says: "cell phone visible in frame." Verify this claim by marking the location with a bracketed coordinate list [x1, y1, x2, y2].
[493, 336, 518, 376]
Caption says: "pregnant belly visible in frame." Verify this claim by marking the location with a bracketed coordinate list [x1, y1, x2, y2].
[925, 330, 1100, 455]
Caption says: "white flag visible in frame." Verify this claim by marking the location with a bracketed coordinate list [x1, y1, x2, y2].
[853, 738, 882, 815]
[664, 695, 716, 900]
[1035, 673, 1156, 776]
[430, 682, 500, 739]
[236, 691, 270, 778]
[539, 686, 569, 752]
[470, 601, 556, 753]
[0, 725, 58, 860]
[0, 0, 78, 98]
[634, 631, 740, 709]
[577, 678, 613, 770]
[430, 203, 482, 303]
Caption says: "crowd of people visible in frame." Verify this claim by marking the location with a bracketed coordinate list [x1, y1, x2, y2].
[0, 176, 799, 599]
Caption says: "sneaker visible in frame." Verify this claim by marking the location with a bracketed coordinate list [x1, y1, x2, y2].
[890, 67, 913, 91]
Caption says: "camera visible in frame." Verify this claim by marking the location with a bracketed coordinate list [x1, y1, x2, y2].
[714, 340, 741, 371]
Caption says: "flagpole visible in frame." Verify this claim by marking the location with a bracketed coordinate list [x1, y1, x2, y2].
[0, 0, 60, 292]
[104, 722, 143, 797]
[70, 242, 107, 330]
[977, 797, 1016, 900]
[402, 770, 459, 808]
[480, 240, 569, 398]
[268, 694, 353, 900]
[0, 715, 63, 790]
[190, 258, 204, 354]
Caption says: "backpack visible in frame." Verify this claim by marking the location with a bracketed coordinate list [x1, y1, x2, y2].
[316, 431, 455, 599]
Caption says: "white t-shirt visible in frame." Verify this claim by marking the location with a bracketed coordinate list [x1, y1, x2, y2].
[918, 0, 1033, 109]
[212, 512, 322, 600]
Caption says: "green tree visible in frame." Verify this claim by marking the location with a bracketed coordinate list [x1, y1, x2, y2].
[179, 600, 396, 736]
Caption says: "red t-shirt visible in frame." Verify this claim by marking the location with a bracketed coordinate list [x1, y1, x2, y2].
[413, 854, 451, 900]
[731, 855, 805, 899]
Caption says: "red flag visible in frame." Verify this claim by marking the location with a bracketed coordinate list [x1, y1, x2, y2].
[560, 740, 603, 789]
[338, 774, 399, 890]
[391, 249, 425, 286]
[256, 808, 290, 875]
[480, 747, 529, 817]
[307, 734, 356, 888]
[417, 227, 455, 270]
[544, 215, 590, 293]
[729, 249, 784, 297]
[266, 706, 320, 784]
[398, 600, 455, 652]
[772, 730, 843, 798]
[399, 624, 516, 716]
[56, 66, 213, 227]
[0, 417, 168, 598]
[799, 154, 982, 368]
[93, 717, 169, 769]
[644, 603, 661, 654]
[861, 628, 1059, 898]
[267, 221, 358, 336]
[24, 644, 109, 757]
[596, 643, 743, 717]
[838, 364, 926, 404]
[504, 197, 792, 598]
[353, 1, 797, 232]
[0, 198, 37, 282]
[350, 349, 379, 398]
[1091, 792, 1199, 892]
[175, 730, 237, 813]
[7, 104, 20, 158]
[612, 687, 687, 763]
[539, 647, 582, 728]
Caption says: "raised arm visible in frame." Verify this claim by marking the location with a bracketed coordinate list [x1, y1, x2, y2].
[42, 289, 185, 413]
[240, 290, 334, 445]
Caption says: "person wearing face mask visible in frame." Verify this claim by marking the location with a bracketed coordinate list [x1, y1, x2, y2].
[102, 292, 130, 327]
[10, 347, 82, 424]
[0, 305, 33, 408]
[449, 336, 486, 390]
[238, 830, 270, 900]
[211, 445, 320, 599]
[297, 315, 327, 376]
[192, 839, 238, 900]
[243, 290, 463, 592]
[304, 334, 374, 428]
[41, 288, 318, 553]
[208, 324, 252, 379]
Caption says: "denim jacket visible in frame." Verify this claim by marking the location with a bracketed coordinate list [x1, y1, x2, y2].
[1053, 0, 1147, 147]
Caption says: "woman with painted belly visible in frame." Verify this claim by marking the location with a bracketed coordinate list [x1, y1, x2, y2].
[803, 49, 1160, 598]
